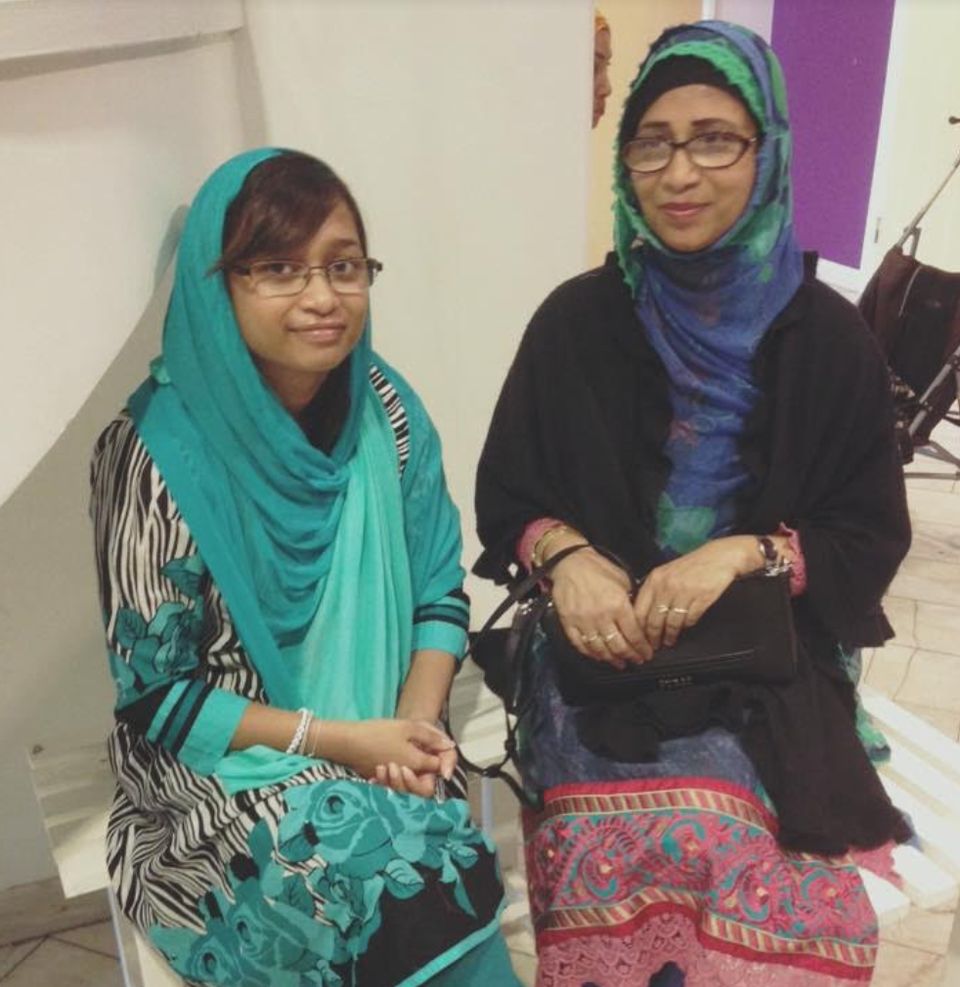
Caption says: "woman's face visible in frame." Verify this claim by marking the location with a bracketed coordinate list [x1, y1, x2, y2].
[629, 84, 758, 253]
[228, 200, 368, 414]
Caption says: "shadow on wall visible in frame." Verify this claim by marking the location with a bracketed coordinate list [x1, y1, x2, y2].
[0, 210, 182, 885]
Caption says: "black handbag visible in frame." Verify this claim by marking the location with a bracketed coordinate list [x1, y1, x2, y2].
[457, 542, 797, 804]
[545, 562, 797, 706]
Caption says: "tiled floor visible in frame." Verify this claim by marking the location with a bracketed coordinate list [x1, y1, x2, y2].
[861, 422, 960, 987]
[3, 425, 960, 986]
[0, 920, 121, 985]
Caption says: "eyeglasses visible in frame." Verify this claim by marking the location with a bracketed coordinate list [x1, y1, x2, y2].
[233, 257, 384, 297]
[622, 132, 759, 175]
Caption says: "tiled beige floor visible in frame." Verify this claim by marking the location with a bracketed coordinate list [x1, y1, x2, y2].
[0, 924, 121, 985]
[3, 425, 960, 986]
[863, 424, 960, 987]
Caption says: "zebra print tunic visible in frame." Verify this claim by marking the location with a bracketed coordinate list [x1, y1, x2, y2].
[90, 366, 503, 987]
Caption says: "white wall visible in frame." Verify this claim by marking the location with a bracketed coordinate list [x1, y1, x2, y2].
[0, 33, 260, 891]
[0, 0, 591, 891]
[243, 0, 592, 615]
[862, 0, 960, 279]
[713, 0, 773, 40]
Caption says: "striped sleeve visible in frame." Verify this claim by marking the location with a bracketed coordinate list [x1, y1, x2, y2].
[90, 415, 249, 775]
[413, 587, 470, 655]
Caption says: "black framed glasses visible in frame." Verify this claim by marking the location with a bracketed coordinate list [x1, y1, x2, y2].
[234, 257, 384, 297]
[622, 132, 760, 175]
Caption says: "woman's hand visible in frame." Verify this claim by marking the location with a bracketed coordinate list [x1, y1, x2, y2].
[634, 535, 759, 650]
[549, 543, 652, 667]
[368, 719, 457, 799]
[322, 718, 454, 797]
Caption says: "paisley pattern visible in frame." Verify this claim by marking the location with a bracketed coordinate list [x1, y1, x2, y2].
[524, 779, 878, 985]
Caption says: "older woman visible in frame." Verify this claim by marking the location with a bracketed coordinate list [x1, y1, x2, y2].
[475, 22, 910, 987]
[91, 149, 521, 986]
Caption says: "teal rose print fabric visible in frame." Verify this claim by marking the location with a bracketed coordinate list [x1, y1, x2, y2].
[150, 781, 502, 987]
[109, 554, 206, 705]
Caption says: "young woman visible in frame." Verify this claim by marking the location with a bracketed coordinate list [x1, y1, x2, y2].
[475, 22, 910, 987]
[91, 149, 521, 987]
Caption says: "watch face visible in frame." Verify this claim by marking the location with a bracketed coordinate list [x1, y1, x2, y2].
[759, 536, 778, 564]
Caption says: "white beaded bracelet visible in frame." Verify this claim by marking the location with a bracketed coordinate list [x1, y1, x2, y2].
[286, 707, 312, 755]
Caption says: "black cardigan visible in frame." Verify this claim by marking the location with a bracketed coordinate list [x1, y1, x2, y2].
[474, 254, 912, 853]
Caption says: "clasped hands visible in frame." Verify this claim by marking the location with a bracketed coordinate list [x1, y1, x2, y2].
[551, 536, 759, 669]
[344, 718, 456, 799]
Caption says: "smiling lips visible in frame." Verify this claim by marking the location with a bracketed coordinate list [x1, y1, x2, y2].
[661, 202, 708, 224]
[290, 323, 346, 344]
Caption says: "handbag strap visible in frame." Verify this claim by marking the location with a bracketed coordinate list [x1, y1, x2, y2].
[456, 540, 637, 809]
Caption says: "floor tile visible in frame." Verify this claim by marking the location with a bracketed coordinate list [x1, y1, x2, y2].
[2, 937, 122, 986]
[882, 897, 958, 955]
[0, 939, 41, 979]
[906, 475, 959, 493]
[914, 601, 960, 657]
[905, 487, 960, 527]
[897, 649, 960, 712]
[897, 701, 960, 741]
[883, 596, 918, 647]
[872, 941, 944, 986]
[888, 557, 960, 607]
[865, 644, 915, 698]
[0, 879, 109, 947]
[908, 519, 960, 565]
[52, 919, 118, 958]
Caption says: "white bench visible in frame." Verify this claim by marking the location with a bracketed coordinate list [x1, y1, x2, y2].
[27, 741, 183, 987]
[860, 687, 960, 960]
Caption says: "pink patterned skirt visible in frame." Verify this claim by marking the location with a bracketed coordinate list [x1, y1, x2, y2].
[523, 778, 882, 987]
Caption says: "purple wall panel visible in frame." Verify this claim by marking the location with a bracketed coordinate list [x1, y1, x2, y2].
[771, 0, 895, 267]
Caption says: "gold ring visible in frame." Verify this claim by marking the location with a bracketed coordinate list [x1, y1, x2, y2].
[655, 604, 671, 614]
[602, 631, 620, 643]
[670, 607, 689, 614]
[582, 632, 602, 644]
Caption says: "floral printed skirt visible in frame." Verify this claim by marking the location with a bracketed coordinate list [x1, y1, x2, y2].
[523, 779, 878, 987]
[518, 642, 881, 987]
[107, 725, 505, 987]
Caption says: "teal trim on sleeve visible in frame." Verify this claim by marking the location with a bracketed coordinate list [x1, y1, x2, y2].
[146, 681, 188, 744]
[177, 689, 251, 776]
[144, 680, 249, 776]
[412, 621, 468, 661]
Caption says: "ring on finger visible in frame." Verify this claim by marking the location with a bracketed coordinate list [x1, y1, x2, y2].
[602, 630, 621, 643]
[582, 632, 602, 644]
[670, 606, 689, 615]
[655, 603, 671, 614]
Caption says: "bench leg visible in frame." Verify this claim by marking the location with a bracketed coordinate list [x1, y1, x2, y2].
[480, 776, 495, 836]
[108, 891, 140, 987]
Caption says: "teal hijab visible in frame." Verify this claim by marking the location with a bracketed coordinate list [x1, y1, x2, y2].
[130, 149, 414, 740]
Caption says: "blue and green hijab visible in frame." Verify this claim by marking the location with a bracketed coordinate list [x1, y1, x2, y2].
[612, 21, 805, 555]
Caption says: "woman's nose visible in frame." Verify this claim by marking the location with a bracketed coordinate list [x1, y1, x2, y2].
[298, 270, 339, 311]
[660, 145, 700, 190]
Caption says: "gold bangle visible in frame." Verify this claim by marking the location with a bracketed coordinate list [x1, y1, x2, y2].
[532, 523, 575, 568]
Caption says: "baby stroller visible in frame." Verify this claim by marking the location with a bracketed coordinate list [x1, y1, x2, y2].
[858, 117, 960, 475]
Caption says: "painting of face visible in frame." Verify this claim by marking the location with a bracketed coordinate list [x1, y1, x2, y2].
[593, 26, 612, 128]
